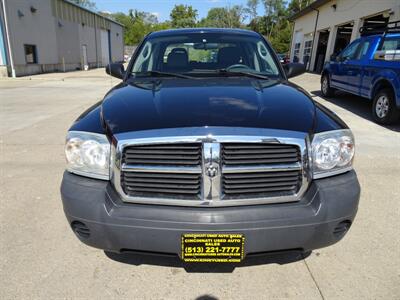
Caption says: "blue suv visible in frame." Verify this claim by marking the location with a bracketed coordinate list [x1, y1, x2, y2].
[321, 21, 400, 124]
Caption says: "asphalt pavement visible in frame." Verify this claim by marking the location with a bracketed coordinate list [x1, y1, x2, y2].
[0, 69, 399, 299]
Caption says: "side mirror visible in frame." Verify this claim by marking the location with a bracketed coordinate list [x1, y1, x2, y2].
[105, 63, 125, 79]
[330, 54, 337, 61]
[284, 63, 306, 79]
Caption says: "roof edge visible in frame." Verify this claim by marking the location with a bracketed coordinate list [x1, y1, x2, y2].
[148, 27, 260, 37]
[63, 0, 124, 27]
[289, 0, 332, 21]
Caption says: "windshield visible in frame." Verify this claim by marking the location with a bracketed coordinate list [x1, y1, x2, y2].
[130, 33, 281, 78]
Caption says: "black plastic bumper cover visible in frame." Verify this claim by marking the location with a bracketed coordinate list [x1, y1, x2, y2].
[61, 171, 360, 255]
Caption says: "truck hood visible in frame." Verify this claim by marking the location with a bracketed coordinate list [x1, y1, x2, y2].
[101, 77, 316, 134]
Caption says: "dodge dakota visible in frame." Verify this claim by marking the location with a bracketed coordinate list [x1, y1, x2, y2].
[61, 28, 360, 263]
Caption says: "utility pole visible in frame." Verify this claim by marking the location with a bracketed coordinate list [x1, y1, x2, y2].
[1, 0, 16, 77]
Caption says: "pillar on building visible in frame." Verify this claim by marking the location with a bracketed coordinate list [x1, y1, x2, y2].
[309, 31, 319, 71]
[325, 26, 337, 62]
[350, 19, 361, 42]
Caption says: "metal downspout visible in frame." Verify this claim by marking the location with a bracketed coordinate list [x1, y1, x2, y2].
[94, 14, 99, 68]
[309, 7, 320, 72]
[1, 0, 16, 77]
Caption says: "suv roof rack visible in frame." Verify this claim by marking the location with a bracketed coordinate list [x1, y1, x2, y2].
[359, 20, 400, 36]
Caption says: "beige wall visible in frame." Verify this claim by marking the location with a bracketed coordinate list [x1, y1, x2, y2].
[2, 0, 123, 76]
[290, 0, 400, 71]
[6, 0, 58, 66]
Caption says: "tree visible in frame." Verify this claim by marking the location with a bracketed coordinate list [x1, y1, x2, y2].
[245, 0, 259, 21]
[228, 5, 246, 27]
[109, 10, 169, 45]
[262, 0, 287, 38]
[199, 6, 245, 28]
[245, 0, 260, 31]
[170, 5, 198, 28]
[269, 19, 292, 53]
[104, 0, 297, 52]
[69, 0, 97, 10]
[288, 0, 312, 16]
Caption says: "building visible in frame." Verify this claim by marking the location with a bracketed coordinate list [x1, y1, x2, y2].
[0, 0, 124, 77]
[289, 0, 400, 73]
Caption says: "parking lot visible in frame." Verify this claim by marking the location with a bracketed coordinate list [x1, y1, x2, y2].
[0, 69, 399, 299]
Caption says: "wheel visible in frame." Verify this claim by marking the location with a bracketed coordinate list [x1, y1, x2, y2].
[321, 74, 335, 97]
[372, 88, 400, 125]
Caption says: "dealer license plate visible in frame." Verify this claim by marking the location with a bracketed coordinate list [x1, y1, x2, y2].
[181, 233, 245, 263]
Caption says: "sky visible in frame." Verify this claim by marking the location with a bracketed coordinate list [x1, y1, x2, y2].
[94, 0, 266, 22]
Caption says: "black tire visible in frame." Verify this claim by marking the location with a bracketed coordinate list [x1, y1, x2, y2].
[372, 88, 400, 125]
[321, 74, 335, 97]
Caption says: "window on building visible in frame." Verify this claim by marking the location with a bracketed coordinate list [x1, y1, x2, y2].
[24, 45, 37, 64]
[293, 42, 301, 62]
[303, 40, 312, 66]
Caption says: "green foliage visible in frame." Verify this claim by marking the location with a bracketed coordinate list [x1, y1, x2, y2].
[268, 20, 293, 53]
[288, 0, 312, 15]
[198, 6, 245, 28]
[252, 0, 306, 53]
[69, 0, 96, 10]
[188, 49, 214, 62]
[104, 0, 312, 52]
[170, 4, 198, 28]
[245, 0, 260, 20]
[107, 10, 171, 45]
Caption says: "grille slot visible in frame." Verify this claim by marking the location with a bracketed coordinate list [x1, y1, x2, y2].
[123, 143, 202, 166]
[222, 170, 302, 198]
[222, 143, 300, 165]
[122, 172, 202, 199]
[221, 143, 302, 200]
[121, 143, 202, 199]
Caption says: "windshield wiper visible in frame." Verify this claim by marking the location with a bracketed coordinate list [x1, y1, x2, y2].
[134, 71, 195, 79]
[216, 69, 270, 80]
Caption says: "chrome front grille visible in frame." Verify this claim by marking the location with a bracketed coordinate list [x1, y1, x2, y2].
[112, 128, 310, 207]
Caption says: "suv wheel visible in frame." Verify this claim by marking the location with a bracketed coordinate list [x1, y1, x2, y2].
[321, 74, 335, 97]
[372, 89, 400, 125]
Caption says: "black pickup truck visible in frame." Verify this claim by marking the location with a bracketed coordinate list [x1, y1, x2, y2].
[61, 28, 360, 263]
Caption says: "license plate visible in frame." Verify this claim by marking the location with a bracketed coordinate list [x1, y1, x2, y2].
[181, 233, 245, 263]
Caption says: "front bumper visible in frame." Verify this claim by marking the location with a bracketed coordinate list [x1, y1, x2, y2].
[61, 171, 360, 256]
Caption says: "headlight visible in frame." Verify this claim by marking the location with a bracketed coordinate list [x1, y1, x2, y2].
[65, 131, 110, 180]
[311, 129, 355, 179]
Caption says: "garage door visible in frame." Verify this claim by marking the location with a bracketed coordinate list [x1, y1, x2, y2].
[100, 29, 110, 66]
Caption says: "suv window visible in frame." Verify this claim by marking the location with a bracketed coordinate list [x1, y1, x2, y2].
[340, 41, 361, 61]
[373, 36, 400, 61]
[380, 37, 400, 51]
[355, 40, 370, 60]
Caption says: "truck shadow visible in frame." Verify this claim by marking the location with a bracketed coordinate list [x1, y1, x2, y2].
[310, 90, 400, 132]
[104, 250, 310, 273]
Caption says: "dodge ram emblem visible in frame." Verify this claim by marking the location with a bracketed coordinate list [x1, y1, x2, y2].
[206, 164, 218, 178]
